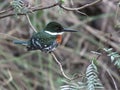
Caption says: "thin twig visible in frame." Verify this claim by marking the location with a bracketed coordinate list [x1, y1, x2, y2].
[114, 2, 120, 27]
[0, 33, 21, 40]
[106, 69, 118, 90]
[0, 7, 13, 15]
[97, 60, 118, 90]
[82, 23, 120, 52]
[31, 2, 60, 12]
[2, 69, 13, 86]
[0, 2, 60, 19]
[59, 0, 102, 11]
[0, 0, 102, 19]
[76, 10, 88, 16]
[50, 52, 72, 80]
[115, 2, 119, 19]
[26, 14, 37, 32]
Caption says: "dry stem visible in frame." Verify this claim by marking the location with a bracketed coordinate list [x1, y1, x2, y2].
[0, 0, 102, 19]
[50, 52, 72, 80]
[26, 14, 37, 33]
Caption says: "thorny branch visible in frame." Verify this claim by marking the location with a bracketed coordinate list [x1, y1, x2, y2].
[0, 0, 102, 19]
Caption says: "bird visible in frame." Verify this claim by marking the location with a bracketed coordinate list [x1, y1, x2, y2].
[13, 22, 77, 53]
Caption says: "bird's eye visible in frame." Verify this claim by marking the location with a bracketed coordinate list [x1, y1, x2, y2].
[56, 26, 62, 32]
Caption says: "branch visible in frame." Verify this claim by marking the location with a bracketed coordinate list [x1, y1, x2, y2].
[0, 7, 13, 15]
[26, 14, 37, 32]
[50, 52, 72, 80]
[106, 69, 118, 90]
[59, 0, 102, 11]
[0, 2, 60, 19]
[31, 2, 60, 12]
[82, 24, 120, 52]
[1, 69, 13, 88]
[0, 0, 102, 19]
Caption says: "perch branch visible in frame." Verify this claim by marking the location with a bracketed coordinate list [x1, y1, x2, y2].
[50, 52, 72, 80]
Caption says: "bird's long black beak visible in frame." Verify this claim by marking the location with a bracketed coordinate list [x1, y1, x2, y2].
[63, 28, 78, 32]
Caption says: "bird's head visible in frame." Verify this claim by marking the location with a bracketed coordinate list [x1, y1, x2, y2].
[44, 22, 77, 35]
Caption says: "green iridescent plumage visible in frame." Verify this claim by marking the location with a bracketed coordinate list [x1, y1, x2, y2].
[27, 30, 57, 52]
[14, 22, 77, 53]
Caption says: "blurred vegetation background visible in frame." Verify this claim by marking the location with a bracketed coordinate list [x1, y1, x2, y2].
[0, 0, 120, 90]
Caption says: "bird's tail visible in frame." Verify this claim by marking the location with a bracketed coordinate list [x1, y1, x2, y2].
[13, 40, 28, 46]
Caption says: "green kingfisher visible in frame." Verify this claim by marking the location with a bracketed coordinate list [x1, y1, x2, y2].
[13, 22, 77, 53]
